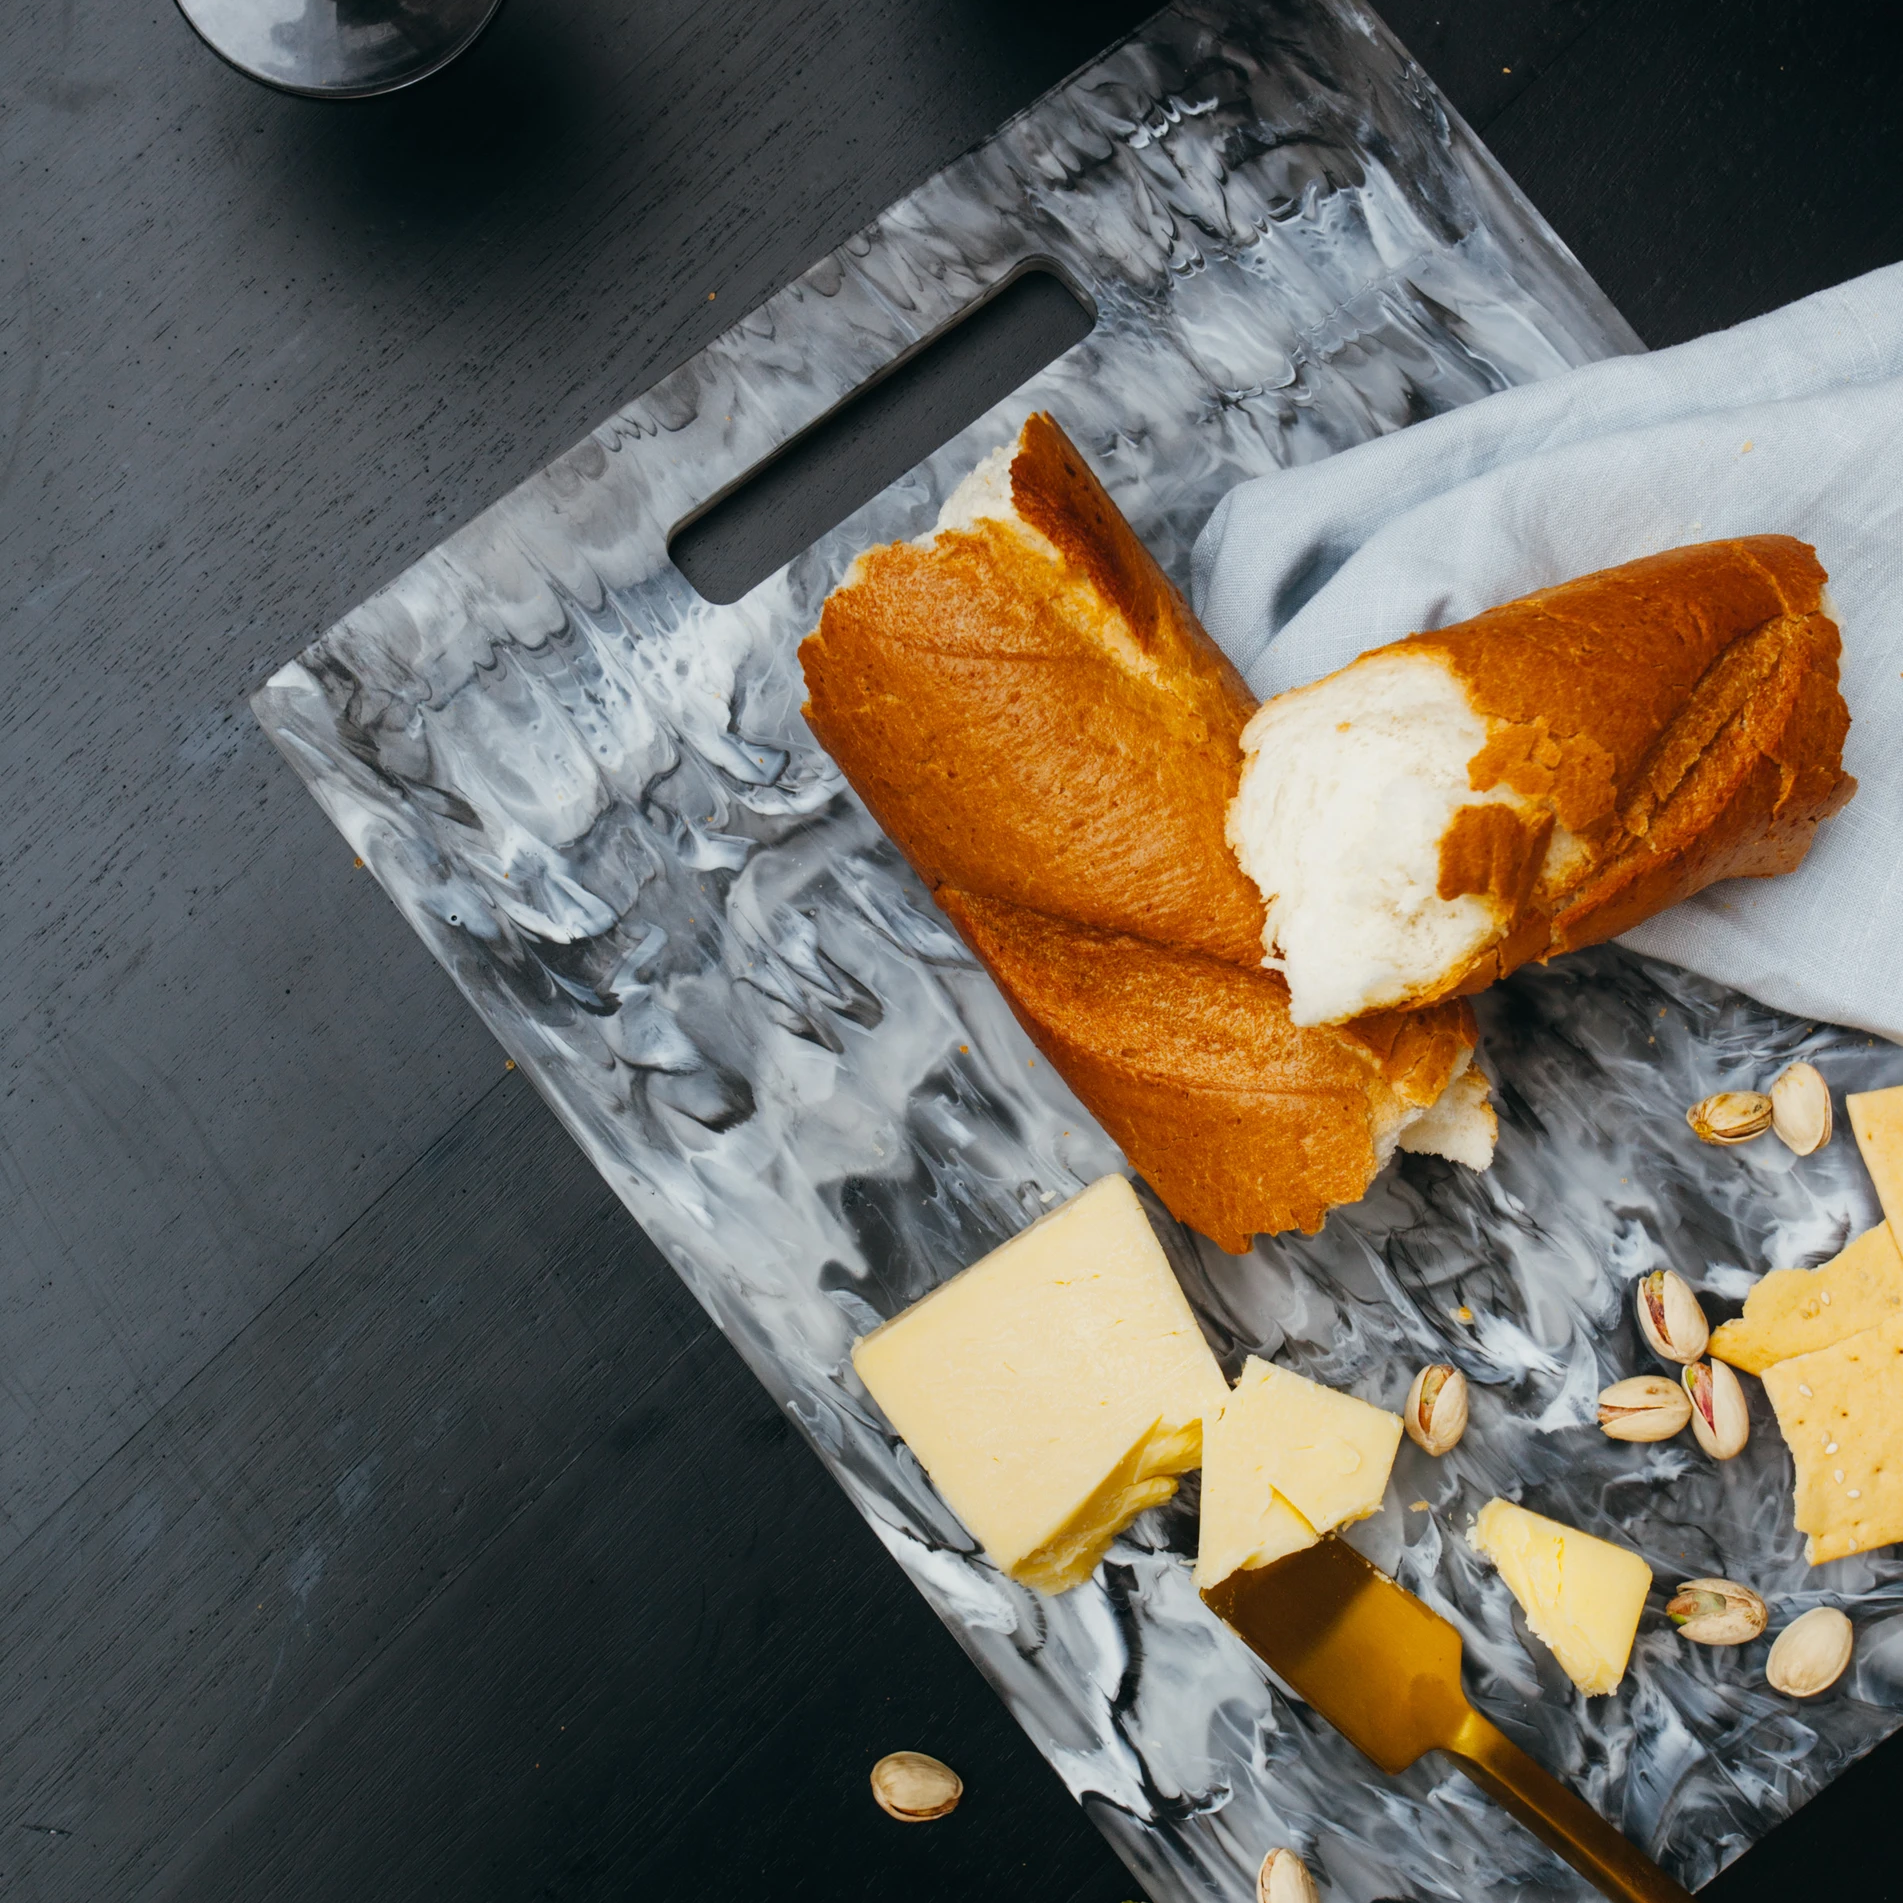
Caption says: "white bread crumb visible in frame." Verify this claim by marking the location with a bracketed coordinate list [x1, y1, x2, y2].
[1397, 1064, 1499, 1170]
[922, 441, 1019, 542]
[1228, 651, 1547, 1026]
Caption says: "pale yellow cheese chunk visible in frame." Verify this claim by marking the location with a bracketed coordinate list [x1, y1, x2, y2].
[1762, 1310, 1903, 1564]
[1471, 1499, 1652, 1696]
[852, 1175, 1228, 1594]
[1850, 1087, 1903, 1237]
[1709, 1223, 1903, 1373]
[1194, 1485, 1316, 1593]
[1194, 1355, 1399, 1590]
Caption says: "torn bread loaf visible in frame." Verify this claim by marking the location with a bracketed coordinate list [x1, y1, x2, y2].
[941, 889, 1488, 1251]
[800, 413, 1495, 1247]
[1229, 537, 1855, 1026]
[802, 410, 1267, 967]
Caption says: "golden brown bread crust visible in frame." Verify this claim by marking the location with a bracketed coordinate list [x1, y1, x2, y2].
[1416, 535, 1853, 996]
[939, 890, 1476, 1251]
[801, 412, 1480, 1247]
[798, 412, 1266, 967]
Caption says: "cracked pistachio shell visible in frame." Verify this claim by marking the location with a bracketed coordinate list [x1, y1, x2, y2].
[870, 1751, 963, 1822]
[1683, 1357, 1749, 1460]
[1668, 1578, 1768, 1645]
[1258, 1848, 1319, 1903]
[1597, 1374, 1692, 1442]
[1635, 1269, 1709, 1364]
[1766, 1606, 1854, 1697]
[1687, 1090, 1774, 1145]
[1770, 1062, 1832, 1156]
[1405, 1364, 1468, 1456]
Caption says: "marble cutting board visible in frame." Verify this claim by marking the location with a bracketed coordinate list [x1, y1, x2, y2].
[251, 3, 1903, 1896]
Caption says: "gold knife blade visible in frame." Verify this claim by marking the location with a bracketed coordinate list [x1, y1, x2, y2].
[1202, 1535, 1693, 1903]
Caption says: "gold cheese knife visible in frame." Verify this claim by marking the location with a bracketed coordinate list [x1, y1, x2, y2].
[1202, 1535, 1694, 1903]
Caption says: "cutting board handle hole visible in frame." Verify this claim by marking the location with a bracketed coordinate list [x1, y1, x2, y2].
[668, 262, 1095, 605]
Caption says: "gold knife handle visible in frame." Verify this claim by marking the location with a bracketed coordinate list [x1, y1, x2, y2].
[1442, 1708, 1695, 1903]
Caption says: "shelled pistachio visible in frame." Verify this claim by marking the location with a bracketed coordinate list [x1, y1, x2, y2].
[1683, 1358, 1750, 1460]
[870, 1751, 963, 1822]
[1258, 1847, 1319, 1903]
[1766, 1607, 1854, 1697]
[1597, 1374, 1692, 1442]
[1405, 1364, 1469, 1457]
[1668, 1578, 1767, 1645]
[1635, 1269, 1709, 1364]
[1770, 1062, 1832, 1156]
[1687, 1091, 1774, 1146]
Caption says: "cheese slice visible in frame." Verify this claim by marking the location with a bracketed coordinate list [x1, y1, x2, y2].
[852, 1174, 1228, 1594]
[1709, 1223, 1903, 1373]
[1761, 1310, 1903, 1564]
[1194, 1485, 1317, 1593]
[1471, 1498, 1652, 1696]
[1850, 1086, 1903, 1236]
[1194, 1355, 1399, 1590]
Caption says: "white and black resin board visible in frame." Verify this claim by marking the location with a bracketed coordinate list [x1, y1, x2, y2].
[252, 4, 1903, 1896]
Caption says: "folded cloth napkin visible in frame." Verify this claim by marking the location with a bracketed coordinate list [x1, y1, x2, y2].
[1191, 263, 1903, 1044]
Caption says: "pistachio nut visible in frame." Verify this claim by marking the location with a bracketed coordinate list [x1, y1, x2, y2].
[1258, 1847, 1319, 1903]
[1635, 1268, 1710, 1364]
[870, 1751, 963, 1822]
[1596, 1374, 1692, 1442]
[1405, 1363, 1469, 1457]
[1770, 1062, 1833, 1156]
[1683, 1357, 1750, 1460]
[1667, 1577, 1768, 1645]
[1687, 1090, 1774, 1145]
[1765, 1606, 1854, 1697]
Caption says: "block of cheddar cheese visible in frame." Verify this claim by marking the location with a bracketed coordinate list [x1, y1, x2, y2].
[1709, 1223, 1903, 1374]
[851, 1175, 1227, 1594]
[1471, 1498, 1652, 1695]
[1195, 1356, 1401, 1590]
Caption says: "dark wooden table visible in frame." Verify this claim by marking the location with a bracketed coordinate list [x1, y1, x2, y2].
[5, 2, 1903, 1897]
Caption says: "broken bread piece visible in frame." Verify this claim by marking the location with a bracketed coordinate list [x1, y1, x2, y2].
[1195, 1356, 1401, 1590]
[1396, 1064, 1499, 1170]
[801, 410, 1267, 968]
[801, 411, 1499, 1246]
[1229, 537, 1854, 1026]
[941, 889, 1491, 1251]
[851, 1175, 1227, 1594]
[1761, 1311, 1903, 1565]
[1471, 1498, 1652, 1695]
[1710, 1223, 1903, 1374]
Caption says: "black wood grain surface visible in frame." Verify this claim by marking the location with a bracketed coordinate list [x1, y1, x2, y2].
[4, 2, 1902, 1897]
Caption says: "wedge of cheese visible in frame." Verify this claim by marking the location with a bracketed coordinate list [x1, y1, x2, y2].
[1194, 1480, 1317, 1592]
[1849, 1086, 1903, 1235]
[852, 1174, 1227, 1594]
[1195, 1356, 1401, 1590]
[1471, 1499, 1652, 1695]
[1762, 1310, 1903, 1564]
[1709, 1223, 1903, 1373]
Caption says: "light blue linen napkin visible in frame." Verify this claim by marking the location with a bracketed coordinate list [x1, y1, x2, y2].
[1191, 264, 1903, 1043]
